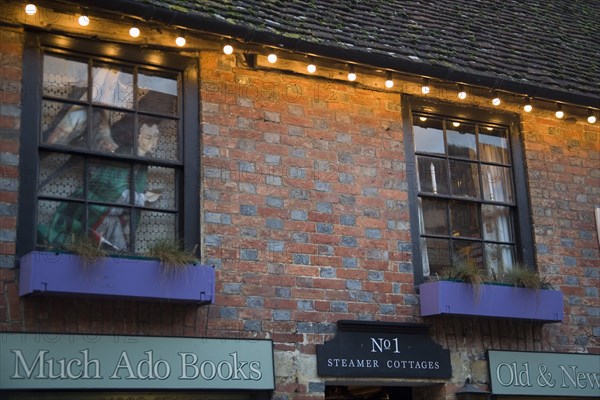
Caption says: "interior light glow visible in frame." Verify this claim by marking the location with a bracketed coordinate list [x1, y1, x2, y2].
[129, 27, 140, 38]
[25, 4, 37, 15]
[419, 116, 428, 122]
[452, 121, 461, 127]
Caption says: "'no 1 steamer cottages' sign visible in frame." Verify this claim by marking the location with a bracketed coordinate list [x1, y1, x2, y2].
[0, 333, 275, 391]
[316, 320, 451, 379]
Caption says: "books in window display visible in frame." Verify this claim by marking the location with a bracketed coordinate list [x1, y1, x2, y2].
[419, 280, 563, 323]
[19, 251, 215, 304]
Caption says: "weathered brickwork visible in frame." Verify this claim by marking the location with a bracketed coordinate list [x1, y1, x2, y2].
[0, 15, 598, 400]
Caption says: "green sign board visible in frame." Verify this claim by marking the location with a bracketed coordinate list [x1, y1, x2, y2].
[0, 333, 274, 391]
[489, 350, 600, 397]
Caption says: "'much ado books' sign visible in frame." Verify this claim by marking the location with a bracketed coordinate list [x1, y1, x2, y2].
[0, 333, 274, 391]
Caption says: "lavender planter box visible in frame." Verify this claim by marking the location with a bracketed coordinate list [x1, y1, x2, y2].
[19, 251, 215, 304]
[419, 280, 563, 323]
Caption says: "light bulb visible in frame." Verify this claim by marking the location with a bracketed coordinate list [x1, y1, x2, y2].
[129, 27, 140, 38]
[492, 92, 501, 106]
[457, 85, 466, 100]
[25, 4, 37, 15]
[419, 116, 427, 122]
[452, 121, 461, 127]
[421, 79, 430, 94]
[587, 110, 597, 124]
[78, 15, 90, 26]
[384, 71, 394, 88]
[347, 65, 356, 81]
[267, 53, 278, 63]
[223, 44, 234, 55]
[175, 36, 186, 47]
[307, 63, 316, 74]
[555, 104, 564, 119]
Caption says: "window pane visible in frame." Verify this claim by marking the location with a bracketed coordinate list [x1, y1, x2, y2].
[138, 70, 178, 116]
[37, 199, 81, 247]
[147, 166, 176, 210]
[451, 240, 484, 270]
[422, 237, 450, 277]
[485, 243, 516, 276]
[417, 156, 448, 194]
[450, 201, 480, 238]
[413, 117, 444, 154]
[41, 101, 87, 148]
[39, 153, 84, 199]
[87, 159, 132, 204]
[135, 211, 177, 253]
[447, 122, 476, 159]
[143, 117, 179, 161]
[449, 160, 480, 198]
[43, 54, 88, 101]
[482, 205, 515, 242]
[481, 165, 514, 203]
[420, 198, 448, 235]
[92, 64, 134, 108]
[479, 126, 510, 164]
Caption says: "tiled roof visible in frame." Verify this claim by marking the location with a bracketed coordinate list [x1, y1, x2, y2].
[88, 0, 599, 105]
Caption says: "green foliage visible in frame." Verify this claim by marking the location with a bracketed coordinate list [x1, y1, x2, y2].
[501, 266, 554, 290]
[64, 235, 107, 267]
[146, 240, 197, 270]
[440, 261, 485, 287]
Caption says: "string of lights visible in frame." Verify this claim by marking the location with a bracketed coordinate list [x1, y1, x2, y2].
[22, 3, 598, 124]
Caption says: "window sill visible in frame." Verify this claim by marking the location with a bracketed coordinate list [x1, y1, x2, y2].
[19, 251, 215, 305]
[419, 280, 563, 323]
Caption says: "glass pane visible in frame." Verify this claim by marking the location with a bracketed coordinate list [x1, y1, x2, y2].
[482, 205, 515, 242]
[479, 126, 510, 164]
[41, 101, 87, 148]
[147, 166, 176, 210]
[485, 243, 516, 277]
[422, 237, 450, 277]
[450, 200, 480, 238]
[451, 240, 484, 270]
[420, 198, 448, 235]
[91, 206, 131, 251]
[92, 64, 134, 108]
[87, 159, 132, 204]
[87, 110, 134, 153]
[450, 160, 480, 198]
[138, 70, 178, 115]
[417, 156, 448, 194]
[447, 122, 476, 159]
[482, 165, 514, 203]
[413, 116, 444, 154]
[139, 117, 179, 161]
[39, 153, 84, 199]
[43, 54, 88, 101]
[37, 199, 83, 247]
[135, 211, 177, 253]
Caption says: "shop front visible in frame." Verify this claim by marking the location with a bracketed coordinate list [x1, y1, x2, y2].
[0, 333, 274, 400]
[317, 320, 451, 399]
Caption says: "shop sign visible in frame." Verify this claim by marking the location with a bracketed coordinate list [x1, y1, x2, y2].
[489, 350, 600, 397]
[0, 333, 274, 391]
[316, 321, 451, 379]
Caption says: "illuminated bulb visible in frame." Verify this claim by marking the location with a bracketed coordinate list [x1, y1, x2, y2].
[457, 85, 467, 100]
[492, 92, 501, 106]
[223, 44, 234, 55]
[307, 62, 316, 74]
[452, 121, 461, 127]
[129, 27, 140, 38]
[555, 104, 564, 119]
[385, 71, 394, 88]
[419, 116, 427, 122]
[486, 126, 493, 131]
[25, 4, 37, 15]
[524, 97, 533, 113]
[78, 15, 90, 26]
[421, 79, 430, 94]
[175, 36, 186, 47]
[587, 109, 597, 124]
[347, 65, 356, 81]
[267, 53, 278, 63]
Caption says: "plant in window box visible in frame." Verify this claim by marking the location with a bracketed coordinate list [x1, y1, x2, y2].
[19, 240, 214, 304]
[63, 234, 108, 267]
[420, 263, 563, 323]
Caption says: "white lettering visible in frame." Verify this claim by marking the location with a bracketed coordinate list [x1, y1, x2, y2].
[179, 352, 199, 379]
[110, 351, 136, 379]
[248, 361, 262, 380]
[200, 360, 216, 380]
[11, 350, 47, 379]
[560, 365, 578, 388]
[497, 362, 516, 387]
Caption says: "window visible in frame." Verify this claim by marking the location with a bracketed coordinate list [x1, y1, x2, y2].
[18, 34, 199, 256]
[402, 97, 534, 283]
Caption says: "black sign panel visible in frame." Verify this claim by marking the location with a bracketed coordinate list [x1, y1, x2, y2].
[316, 321, 451, 379]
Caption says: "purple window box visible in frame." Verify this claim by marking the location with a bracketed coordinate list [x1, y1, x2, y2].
[419, 280, 563, 323]
[19, 251, 215, 304]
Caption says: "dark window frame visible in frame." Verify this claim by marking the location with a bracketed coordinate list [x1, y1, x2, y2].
[17, 32, 200, 257]
[402, 95, 535, 284]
